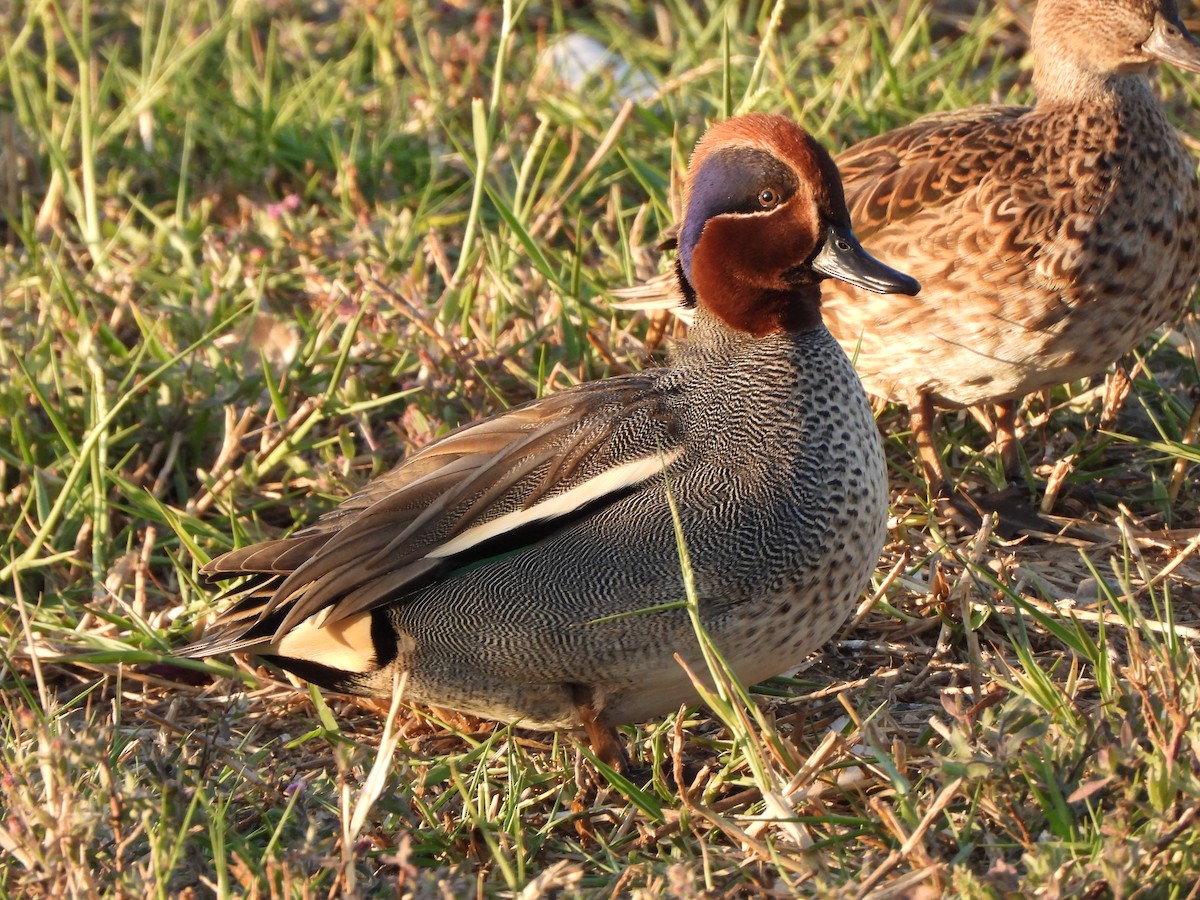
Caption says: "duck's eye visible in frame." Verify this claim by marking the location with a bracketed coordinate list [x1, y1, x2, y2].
[758, 188, 780, 209]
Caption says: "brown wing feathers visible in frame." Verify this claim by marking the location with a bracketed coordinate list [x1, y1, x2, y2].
[835, 106, 1029, 238]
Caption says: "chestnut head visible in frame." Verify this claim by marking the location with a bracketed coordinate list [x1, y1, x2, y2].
[676, 114, 919, 337]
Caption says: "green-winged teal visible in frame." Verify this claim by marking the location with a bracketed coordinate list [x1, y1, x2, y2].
[184, 115, 918, 767]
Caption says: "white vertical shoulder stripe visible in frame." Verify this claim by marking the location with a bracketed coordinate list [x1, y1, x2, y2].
[428, 450, 682, 560]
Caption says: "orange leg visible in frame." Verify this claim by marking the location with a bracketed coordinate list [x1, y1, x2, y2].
[570, 684, 629, 773]
[992, 399, 1019, 477]
[908, 391, 948, 492]
[910, 392, 998, 530]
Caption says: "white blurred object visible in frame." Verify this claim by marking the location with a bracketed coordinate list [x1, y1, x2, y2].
[542, 33, 659, 104]
[609, 282, 696, 328]
[213, 311, 301, 375]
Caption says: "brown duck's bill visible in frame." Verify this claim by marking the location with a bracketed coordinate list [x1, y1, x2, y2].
[810, 223, 921, 296]
[1142, 11, 1200, 73]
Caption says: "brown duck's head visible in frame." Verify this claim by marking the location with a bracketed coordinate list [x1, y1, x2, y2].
[676, 114, 919, 338]
[1033, 0, 1200, 80]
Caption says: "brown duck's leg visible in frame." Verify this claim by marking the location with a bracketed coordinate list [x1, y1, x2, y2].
[1099, 366, 1132, 432]
[911, 392, 997, 530]
[909, 392, 948, 491]
[993, 400, 1019, 477]
[570, 684, 630, 773]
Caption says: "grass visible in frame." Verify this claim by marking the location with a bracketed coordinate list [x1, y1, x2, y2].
[2, 0, 1200, 894]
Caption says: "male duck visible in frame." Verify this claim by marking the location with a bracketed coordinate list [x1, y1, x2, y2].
[618, 0, 1200, 495]
[185, 115, 919, 767]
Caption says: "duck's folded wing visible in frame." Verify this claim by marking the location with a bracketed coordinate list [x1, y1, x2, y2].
[836, 105, 1028, 240]
[185, 373, 682, 655]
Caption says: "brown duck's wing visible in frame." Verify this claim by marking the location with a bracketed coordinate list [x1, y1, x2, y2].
[835, 104, 1030, 240]
[186, 372, 682, 655]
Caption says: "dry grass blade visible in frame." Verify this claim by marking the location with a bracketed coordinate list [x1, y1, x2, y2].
[854, 777, 964, 898]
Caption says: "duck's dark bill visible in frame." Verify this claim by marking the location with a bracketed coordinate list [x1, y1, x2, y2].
[1142, 11, 1200, 73]
[811, 223, 920, 296]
